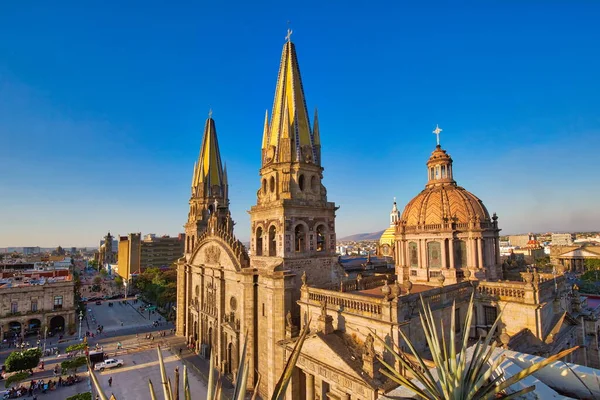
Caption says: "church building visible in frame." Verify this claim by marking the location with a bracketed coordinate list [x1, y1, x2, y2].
[176, 35, 599, 399]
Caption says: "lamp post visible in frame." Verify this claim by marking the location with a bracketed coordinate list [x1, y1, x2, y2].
[78, 311, 83, 340]
[124, 280, 128, 303]
[42, 326, 48, 359]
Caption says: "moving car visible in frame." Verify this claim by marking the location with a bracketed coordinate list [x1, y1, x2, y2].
[93, 358, 124, 371]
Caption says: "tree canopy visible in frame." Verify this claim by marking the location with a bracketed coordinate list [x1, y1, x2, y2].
[135, 266, 177, 307]
[4, 371, 30, 388]
[5, 348, 42, 373]
[61, 356, 87, 375]
[585, 259, 600, 271]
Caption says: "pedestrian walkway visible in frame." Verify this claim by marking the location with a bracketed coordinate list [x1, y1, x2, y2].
[163, 336, 235, 398]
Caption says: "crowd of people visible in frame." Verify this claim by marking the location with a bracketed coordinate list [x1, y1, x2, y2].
[2, 376, 82, 399]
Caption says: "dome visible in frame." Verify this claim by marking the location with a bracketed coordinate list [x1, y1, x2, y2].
[400, 145, 491, 226]
[401, 184, 490, 226]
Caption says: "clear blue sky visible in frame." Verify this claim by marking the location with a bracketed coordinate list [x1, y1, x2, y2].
[1, 2, 599, 247]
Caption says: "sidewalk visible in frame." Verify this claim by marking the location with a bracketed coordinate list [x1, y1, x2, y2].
[164, 336, 235, 399]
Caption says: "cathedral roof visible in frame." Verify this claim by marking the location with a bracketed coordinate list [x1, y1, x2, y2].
[401, 145, 491, 227]
[191, 116, 226, 197]
[262, 38, 320, 165]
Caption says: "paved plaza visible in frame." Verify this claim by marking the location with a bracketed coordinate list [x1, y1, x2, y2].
[86, 300, 159, 335]
[94, 347, 208, 399]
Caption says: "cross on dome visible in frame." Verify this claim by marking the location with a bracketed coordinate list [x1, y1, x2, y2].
[433, 124, 443, 146]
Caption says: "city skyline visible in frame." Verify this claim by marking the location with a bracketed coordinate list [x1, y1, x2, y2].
[2, 2, 600, 247]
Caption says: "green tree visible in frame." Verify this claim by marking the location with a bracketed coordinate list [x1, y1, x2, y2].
[114, 274, 123, 287]
[5, 348, 42, 373]
[61, 356, 87, 375]
[99, 268, 108, 278]
[585, 259, 600, 271]
[4, 371, 29, 388]
[65, 343, 87, 353]
[66, 392, 92, 400]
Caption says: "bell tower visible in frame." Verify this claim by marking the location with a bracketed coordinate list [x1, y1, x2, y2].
[249, 32, 341, 397]
[184, 113, 229, 259]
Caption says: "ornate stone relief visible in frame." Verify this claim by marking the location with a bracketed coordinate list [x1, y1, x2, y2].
[205, 245, 221, 264]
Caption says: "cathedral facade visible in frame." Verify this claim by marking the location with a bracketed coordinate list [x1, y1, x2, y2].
[176, 37, 599, 399]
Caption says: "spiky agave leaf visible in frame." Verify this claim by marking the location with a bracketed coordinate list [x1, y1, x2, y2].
[88, 359, 109, 400]
[376, 291, 580, 400]
[148, 379, 158, 400]
[183, 365, 191, 400]
[232, 331, 249, 400]
[157, 345, 172, 400]
[271, 317, 312, 399]
[207, 350, 217, 400]
[250, 371, 262, 400]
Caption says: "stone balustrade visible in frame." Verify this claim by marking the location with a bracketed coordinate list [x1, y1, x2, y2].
[476, 282, 527, 302]
[401, 221, 494, 233]
[302, 287, 386, 316]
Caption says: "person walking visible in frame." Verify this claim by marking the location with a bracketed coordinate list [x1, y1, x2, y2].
[108, 377, 113, 387]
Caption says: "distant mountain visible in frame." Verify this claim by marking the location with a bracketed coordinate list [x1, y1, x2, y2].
[338, 231, 385, 242]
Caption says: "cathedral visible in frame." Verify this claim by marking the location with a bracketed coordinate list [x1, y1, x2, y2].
[176, 35, 599, 399]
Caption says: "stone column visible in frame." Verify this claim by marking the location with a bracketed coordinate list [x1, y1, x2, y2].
[470, 238, 477, 268]
[449, 239, 455, 269]
[306, 372, 315, 400]
[477, 238, 484, 269]
[441, 239, 447, 269]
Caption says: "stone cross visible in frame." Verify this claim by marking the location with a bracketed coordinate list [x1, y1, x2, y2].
[433, 124, 443, 146]
[285, 28, 293, 42]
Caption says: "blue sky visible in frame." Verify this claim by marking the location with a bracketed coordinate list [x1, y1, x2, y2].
[1, 2, 599, 247]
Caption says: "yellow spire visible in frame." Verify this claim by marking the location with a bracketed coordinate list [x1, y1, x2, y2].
[313, 107, 320, 146]
[192, 116, 226, 197]
[266, 38, 317, 164]
[261, 109, 269, 149]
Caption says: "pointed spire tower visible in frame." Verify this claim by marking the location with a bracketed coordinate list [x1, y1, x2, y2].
[185, 112, 229, 256]
[250, 32, 341, 396]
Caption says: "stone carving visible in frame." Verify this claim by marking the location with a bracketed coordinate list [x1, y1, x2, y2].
[403, 280, 413, 294]
[320, 299, 328, 318]
[205, 245, 221, 264]
[301, 144, 314, 163]
[364, 333, 375, 358]
[286, 310, 294, 328]
[301, 270, 307, 287]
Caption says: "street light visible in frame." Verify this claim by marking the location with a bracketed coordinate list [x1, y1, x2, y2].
[78, 311, 83, 340]
[124, 280, 128, 303]
[42, 326, 48, 359]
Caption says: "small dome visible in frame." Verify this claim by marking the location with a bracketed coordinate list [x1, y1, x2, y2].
[401, 184, 490, 226]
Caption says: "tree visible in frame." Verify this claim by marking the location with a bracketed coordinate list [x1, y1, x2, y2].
[4, 371, 29, 388]
[585, 259, 600, 271]
[66, 393, 92, 400]
[61, 356, 87, 375]
[99, 268, 108, 278]
[114, 274, 123, 287]
[65, 343, 87, 353]
[93, 276, 102, 285]
[5, 348, 42, 373]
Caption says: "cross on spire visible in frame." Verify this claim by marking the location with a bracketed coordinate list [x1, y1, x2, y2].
[433, 124, 443, 146]
[285, 28, 293, 42]
[208, 108, 213, 119]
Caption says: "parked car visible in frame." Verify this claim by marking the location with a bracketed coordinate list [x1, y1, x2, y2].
[94, 358, 124, 371]
[95, 300, 102, 305]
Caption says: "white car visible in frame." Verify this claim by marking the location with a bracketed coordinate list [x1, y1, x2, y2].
[94, 358, 124, 371]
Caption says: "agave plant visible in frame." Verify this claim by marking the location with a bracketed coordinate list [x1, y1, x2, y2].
[374, 293, 579, 400]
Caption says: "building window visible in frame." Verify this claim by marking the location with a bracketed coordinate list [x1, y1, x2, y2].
[255, 227, 263, 256]
[311, 175, 317, 191]
[31, 300, 38, 312]
[455, 308, 461, 333]
[316, 225, 326, 252]
[427, 241, 441, 268]
[262, 178, 267, 193]
[409, 242, 419, 267]
[269, 176, 275, 193]
[54, 296, 63, 310]
[11, 302, 18, 314]
[455, 240, 467, 268]
[268, 226, 277, 256]
[298, 174, 305, 191]
[483, 306, 497, 326]
[410, 270, 417, 276]
[262, 303, 265, 317]
[294, 225, 306, 252]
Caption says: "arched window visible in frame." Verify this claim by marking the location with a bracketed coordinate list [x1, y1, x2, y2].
[191, 236, 195, 251]
[311, 175, 317, 191]
[208, 204, 214, 214]
[187, 236, 190, 252]
[269, 176, 275, 192]
[255, 227, 263, 256]
[262, 179, 267, 193]
[441, 165, 446, 178]
[316, 225, 326, 252]
[268, 226, 277, 256]
[294, 225, 306, 253]
[298, 174, 305, 191]
[430, 168, 435, 180]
